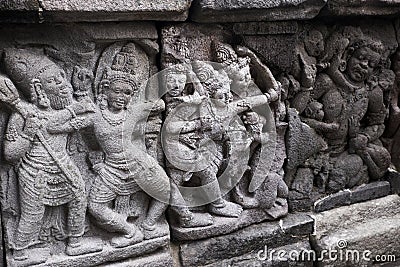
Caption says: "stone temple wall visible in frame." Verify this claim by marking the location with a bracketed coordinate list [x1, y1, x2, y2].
[0, 1, 399, 266]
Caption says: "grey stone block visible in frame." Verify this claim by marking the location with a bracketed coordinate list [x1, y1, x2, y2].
[350, 181, 391, 204]
[386, 169, 400, 194]
[203, 241, 313, 267]
[179, 214, 313, 266]
[171, 206, 288, 242]
[311, 195, 400, 267]
[314, 190, 351, 213]
[280, 213, 314, 236]
[39, 0, 192, 22]
[7, 236, 170, 267]
[190, 0, 327, 23]
[0, 0, 39, 23]
[321, 0, 400, 17]
[97, 248, 173, 267]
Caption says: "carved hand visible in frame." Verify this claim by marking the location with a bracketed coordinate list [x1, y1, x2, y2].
[72, 66, 94, 93]
[0, 76, 20, 106]
[200, 115, 214, 131]
[148, 99, 165, 112]
[23, 115, 43, 137]
[236, 45, 254, 58]
[348, 116, 360, 137]
[350, 134, 368, 151]
[71, 98, 96, 115]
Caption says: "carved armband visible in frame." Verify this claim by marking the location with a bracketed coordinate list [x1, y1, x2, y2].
[66, 105, 77, 118]
[5, 124, 19, 142]
[69, 117, 85, 130]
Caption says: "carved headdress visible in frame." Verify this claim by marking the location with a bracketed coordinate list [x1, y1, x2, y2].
[3, 48, 60, 102]
[98, 44, 139, 108]
[212, 41, 237, 67]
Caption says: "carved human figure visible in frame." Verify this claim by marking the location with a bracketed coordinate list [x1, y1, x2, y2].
[76, 61, 170, 246]
[213, 42, 287, 210]
[0, 49, 102, 264]
[164, 63, 245, 227]
[311, 37, 390, 191]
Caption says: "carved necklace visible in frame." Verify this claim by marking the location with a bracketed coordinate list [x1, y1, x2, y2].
[101, 108, 126, 126]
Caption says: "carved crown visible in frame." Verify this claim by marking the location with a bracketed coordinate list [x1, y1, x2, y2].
[3, 48, 58, 101]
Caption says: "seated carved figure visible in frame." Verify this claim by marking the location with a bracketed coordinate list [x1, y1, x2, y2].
[0, 49, 102, 265]
[311, 37, 391, 192]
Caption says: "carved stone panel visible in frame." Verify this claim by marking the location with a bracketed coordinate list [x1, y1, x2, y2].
[0, 22, 171, 267]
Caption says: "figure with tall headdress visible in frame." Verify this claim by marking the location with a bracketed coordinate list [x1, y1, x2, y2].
[81, 43, 171, 247]
[0, 48, 102, 265]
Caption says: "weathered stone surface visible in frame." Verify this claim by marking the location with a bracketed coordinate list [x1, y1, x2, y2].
[311, 195, 400, 266]
[190, 0, 327, 23]
[0, 0, 192, 22]
[202, 241, 313, 267]
[170, 205, 288, 241]
[321, 0, 400, 17]
[314, 182, 391, 212]
[314, 190, 351, 213]
[280, 213, 314, 236]
[0, 0, 39, 22]
[350, 181, 391, 204]
[0, 208, 3, 267]
[179, 213, 314, 266]
[234, 22, 298, 72]
[97, 249, 173, 267]
[7, 236, 169, 267]
[386, 168, 400, 194]
[0, 0, 39, 10]
[39, 0, 192, 22]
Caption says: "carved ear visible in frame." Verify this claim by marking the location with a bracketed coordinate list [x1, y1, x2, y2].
[31, 78, 49, 108]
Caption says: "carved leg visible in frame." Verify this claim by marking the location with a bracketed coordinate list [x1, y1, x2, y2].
[13, 176, 48, 265]
[168, 170, 213, 228]
[197, 169, 243, 218]
[88, 202, 143, 248]
[66, 197, 103, 256]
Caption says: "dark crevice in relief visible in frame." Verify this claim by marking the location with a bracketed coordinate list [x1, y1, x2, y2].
[1, 210, 6, 267]
[36, 0, 45, 23]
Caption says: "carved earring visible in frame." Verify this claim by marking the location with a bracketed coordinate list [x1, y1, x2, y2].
[31, 79, 50, 108]
[339, 60, 347, 72]
[97, 93, 108, 110]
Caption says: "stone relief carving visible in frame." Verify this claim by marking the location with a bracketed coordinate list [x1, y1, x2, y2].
[0, 19, 399, 267]
[161, 24, 289, 241]
[286, 25, 397, 211]
[0, 48, 101, 265]
[0, 40, 170, 266]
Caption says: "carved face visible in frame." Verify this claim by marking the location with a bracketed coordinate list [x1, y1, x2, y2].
[40, 67, 73, 109]
[346, 47, 380, 83]
[212, 84, 233, 107]
[166, 73, 186, 97]
[105, 80, 134, 111]
[304, 30, 324, 58]
[306, 101, 324, 121]
[232, 65, 251, 89]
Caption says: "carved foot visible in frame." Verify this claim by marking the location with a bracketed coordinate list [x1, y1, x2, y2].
[209, 200, 243, 217]
[180, 212, 214, 228]
[13, 247, 50, 266]
[142, 221, 169, 240]
[110, 228, 144, 248]
[232, 192, 259, 209]
[66, 237, 103, 256]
